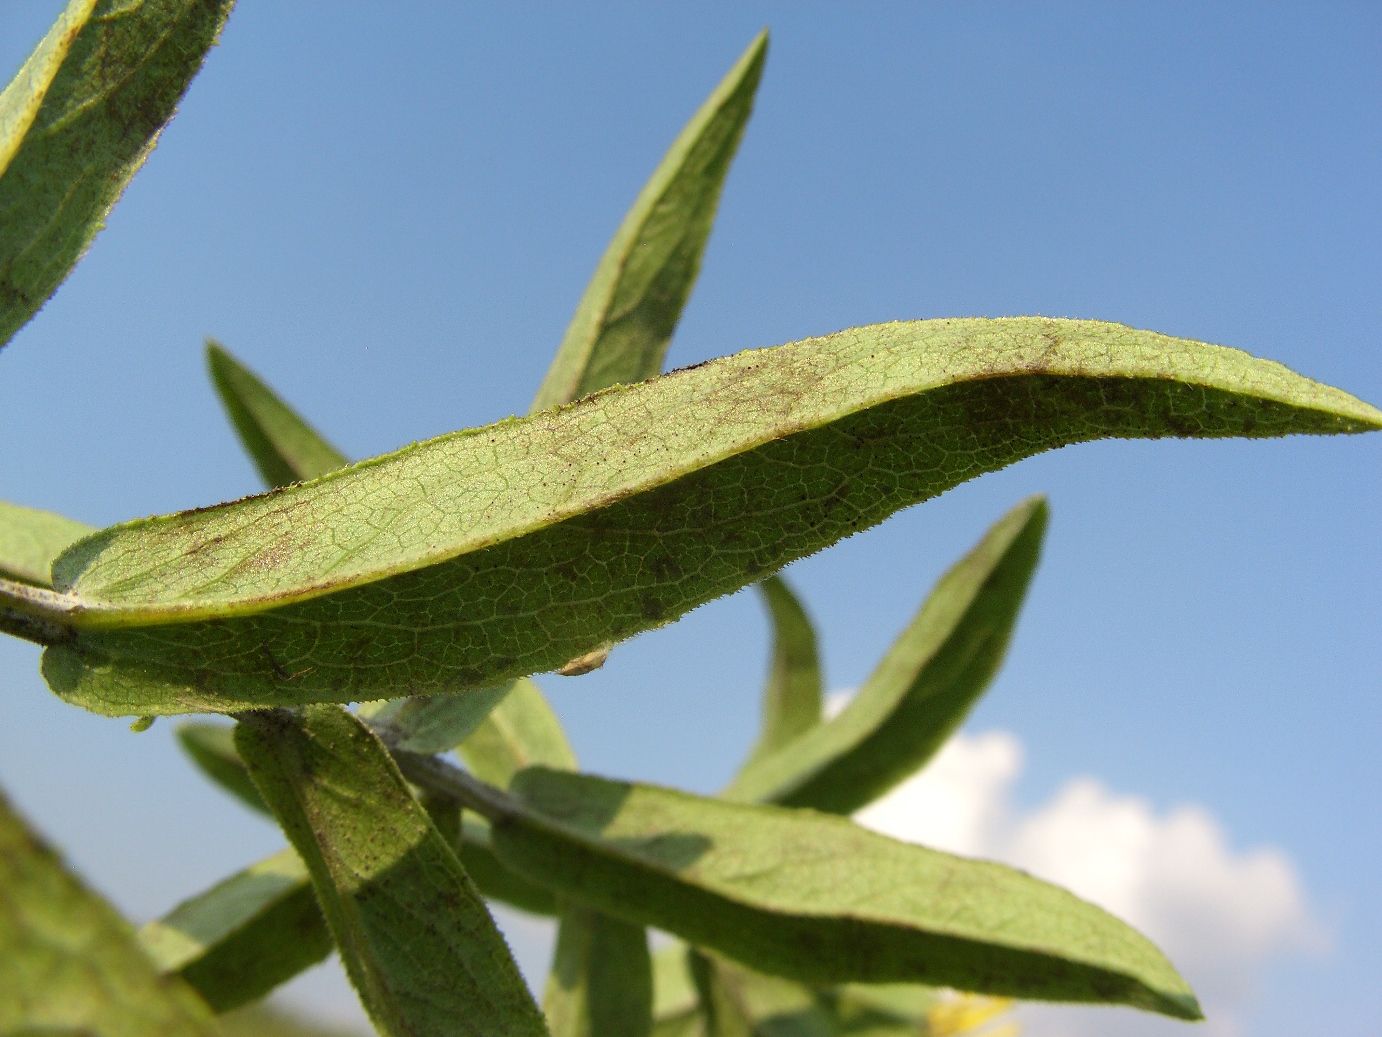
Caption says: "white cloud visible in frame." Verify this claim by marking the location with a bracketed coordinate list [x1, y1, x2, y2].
[854, 726, 1325, 1037]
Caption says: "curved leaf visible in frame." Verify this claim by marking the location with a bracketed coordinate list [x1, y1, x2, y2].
[739, 575, 823, 770]
[0, 501, 92, 586]
[484, 767, 1202, 1019]
[532, 31, 767, 411]
[236, 705, 546, 1037]
[21, 318, 1381, 715]
[206, 341, 349, 487]
[0, 0, 235, 351]
[0, 788, 219, 1035]
[725, 496, 1046, 811]
[138, 848, 330, 1013]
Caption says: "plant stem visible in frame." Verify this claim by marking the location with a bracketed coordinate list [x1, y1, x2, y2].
[0, 576, 77, 645]
[391, 746, 518, 823]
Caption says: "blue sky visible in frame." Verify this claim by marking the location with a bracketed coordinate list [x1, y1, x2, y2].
[1, 4, 1378, 1035]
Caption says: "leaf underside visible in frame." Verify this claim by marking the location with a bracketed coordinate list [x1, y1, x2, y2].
[727, 495, 1046, 812]
[35, 318, 1381, 716]
[0, 0, 236, 351]
[235, 705, 547, 1037]
[489, 767, 1202, 1020]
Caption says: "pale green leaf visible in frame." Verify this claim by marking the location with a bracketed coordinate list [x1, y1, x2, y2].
[0, 0, 235, 351]
[531, 32, 767, 411]
[458, 677, 577, 785]
[21, 319, 1382, 715]
[138, 848, 330, 1013]
[726, 496, 1046, 811]
[739, 575, 823, 770]
[487, 767, 1202, 1019]
[0, 788, 221, 1034]
[459, 678, 578, 788]
[652, 945, 701, 1023]
[0, 501, 92, 586]
[544, 905, 652, 1037]
[206, 340, 349, 487]
[364, 683, 512, 754]
[235, 705, 546, 1037]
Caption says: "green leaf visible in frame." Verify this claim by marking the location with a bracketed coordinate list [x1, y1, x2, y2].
[206, 341, 350, 487]
[725, 496, 1046, 811]
[137, 848, 331, 1013]
[459, 678, 578, 788]
[486, 767, 1202, 1019]
[207, 339, 574, 784]
[456, 814, 559, 917]
[0, 0, 235, 351]
[174, 718, 559, 915]
[0, 501, 93, 586]
[690, 953, 834, 1037]
[235, 705, 546, 1037]
[531, 31, 767, 412]
[364, 682, 512, 754]
[0, 788, 220, 1034]
[177, 720, 270, 815]
[739, 575, 823, 770]
[544, 905, 652, 1037]
[27, 318, 1382, 715]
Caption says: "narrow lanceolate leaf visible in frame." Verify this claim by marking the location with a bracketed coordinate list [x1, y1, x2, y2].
[486, 767, 1202, 1019]
[739, 575, 823, 770]
[174, 718, 560, 915]
[364, 682, 512, 754]
[726, 496, 1046, 811]
[235, 705, 546, 1037]
[177, 720, 269, 815]
[0, 789, 220, 1034]
[206, 341, 349, 486]
[0, 501, 92, 585]
[0, 0, 236, 351]
[24, 318, 1382, 716]
[459, 678, 577, 788]
[531, 31, 767, 411]
[545, 905, 653, 1037]
[208, 339, 572, 773]
[138, 848, 330, 1013]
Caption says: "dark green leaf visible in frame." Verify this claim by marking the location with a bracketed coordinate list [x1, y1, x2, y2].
[24, 319, 1382, 714]
[488, 767, 1201, 1019]
[138, 848, 330, 1012]
[0, 0, 235, 351]
[236, 705, 546, 1037]
[726, 497, 1046, 811]
[0, 788, 219, 1034]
